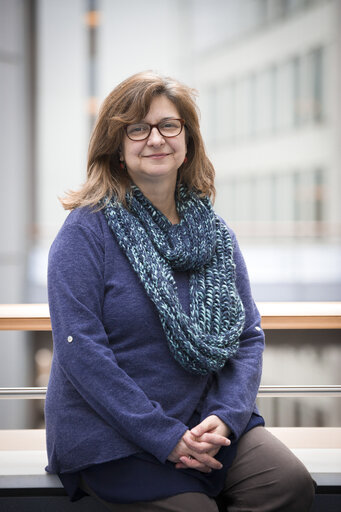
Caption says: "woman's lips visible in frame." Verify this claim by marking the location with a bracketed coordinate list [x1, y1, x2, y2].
[144, 153, 169, 159]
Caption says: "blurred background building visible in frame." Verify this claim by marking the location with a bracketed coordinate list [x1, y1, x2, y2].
[0, 0, 340, 429]
[195, 0, 341, 301]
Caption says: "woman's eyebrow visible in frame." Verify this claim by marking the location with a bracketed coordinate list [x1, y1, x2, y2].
[140, 116, 175, 123]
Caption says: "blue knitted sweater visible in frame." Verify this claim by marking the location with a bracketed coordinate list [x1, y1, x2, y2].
[45, 206, 264, 474]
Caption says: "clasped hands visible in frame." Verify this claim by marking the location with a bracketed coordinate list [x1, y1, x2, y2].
[167, 414, 231, 474]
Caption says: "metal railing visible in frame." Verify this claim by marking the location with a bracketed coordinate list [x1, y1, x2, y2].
[0, 385, 341, 400]
[0, 302, 340, 400]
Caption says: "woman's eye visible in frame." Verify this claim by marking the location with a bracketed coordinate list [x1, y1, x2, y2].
[131, 125, 146, 132]
[161, 122, 176, 128]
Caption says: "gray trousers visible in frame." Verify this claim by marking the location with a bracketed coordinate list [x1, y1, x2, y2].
[80, 426, 315, 512]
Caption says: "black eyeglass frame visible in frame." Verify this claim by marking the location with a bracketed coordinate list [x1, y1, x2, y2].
[124, 118, 185, 141]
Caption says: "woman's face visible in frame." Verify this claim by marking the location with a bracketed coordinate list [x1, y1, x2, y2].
[121, 95, 187, 190]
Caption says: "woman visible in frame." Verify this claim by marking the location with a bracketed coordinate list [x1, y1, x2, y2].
[45, 71, 315, 511]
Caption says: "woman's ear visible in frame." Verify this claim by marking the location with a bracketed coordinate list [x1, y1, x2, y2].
[118, 144, 124, 162]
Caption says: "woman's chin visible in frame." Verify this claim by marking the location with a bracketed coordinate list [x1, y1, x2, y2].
[128, 166, 179, 184]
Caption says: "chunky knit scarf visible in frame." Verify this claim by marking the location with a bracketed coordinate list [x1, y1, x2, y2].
[103, 186, 245, 375]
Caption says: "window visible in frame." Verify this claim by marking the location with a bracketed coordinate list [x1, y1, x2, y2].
[219, 81, 236, 144]
[312, 47, 324, 122]
[235, 76, 254, 140]
[275, 58, 296, 131]
[201, 86, 218, 144]
[216, 82, 235, 145]
[296, 47, 324, 125]
[254, 67, 275, 135]
[313, 168, 324, 223]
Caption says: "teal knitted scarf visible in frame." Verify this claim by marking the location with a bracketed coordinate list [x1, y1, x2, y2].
[103, 186, 245, 375]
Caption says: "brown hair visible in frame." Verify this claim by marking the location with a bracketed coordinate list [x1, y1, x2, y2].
[61, 71, 215, 210]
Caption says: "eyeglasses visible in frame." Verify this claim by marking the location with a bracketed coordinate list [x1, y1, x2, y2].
[125, 118, 185, 141]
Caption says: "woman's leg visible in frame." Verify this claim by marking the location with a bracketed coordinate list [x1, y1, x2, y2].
[219, 426, 315, 512]
[80, 476, 218, 512]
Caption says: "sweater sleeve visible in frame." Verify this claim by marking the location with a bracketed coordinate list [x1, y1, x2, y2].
[200, 228, 264, 440]
[48, 221, 187, 464]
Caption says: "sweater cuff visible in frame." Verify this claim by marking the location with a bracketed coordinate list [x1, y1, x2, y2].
[156, 424, 188, 464]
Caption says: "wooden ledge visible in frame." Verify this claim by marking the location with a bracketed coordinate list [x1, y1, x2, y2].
[259, 302, 341, 329]
[0, 302, 341, 331]
[0, 304, 51, 331]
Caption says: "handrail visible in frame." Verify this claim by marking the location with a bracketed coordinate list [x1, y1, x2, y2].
[0, 388, 47, 399]
[1, 385, 341, 400]
[0, 302, 341, 330]
[258, 385, 341, 397]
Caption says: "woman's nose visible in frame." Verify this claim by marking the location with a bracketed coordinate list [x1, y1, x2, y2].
[147, 126, 165, 145]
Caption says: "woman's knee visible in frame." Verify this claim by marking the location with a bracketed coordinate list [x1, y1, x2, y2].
[228, 458, 314, 512]
[259, 443, 316, 512]
[222, 427, 315, 512]
[282, 457, 316, 511]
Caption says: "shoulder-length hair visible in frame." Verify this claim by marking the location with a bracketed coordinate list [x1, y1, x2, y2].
[61, 71, 215, 210]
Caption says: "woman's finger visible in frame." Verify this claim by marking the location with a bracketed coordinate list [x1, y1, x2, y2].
[181, 451, 223, 471]
[175, 461, 187, 469]
[195, 432, 231, 446]
[183, 432, 230, 455]
[196, 452, 223, 471]
[178, 455, 212, 473]
[191, 415, 231, 439]
[183, 436, 213, 453]
[190, 416, 218, 437]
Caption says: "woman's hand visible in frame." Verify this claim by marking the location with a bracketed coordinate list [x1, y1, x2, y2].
[192, 414, 231, 451]
[167, 415, 231, 473]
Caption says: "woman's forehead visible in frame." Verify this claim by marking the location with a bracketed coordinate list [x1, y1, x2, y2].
[141, 95, 180, 122]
